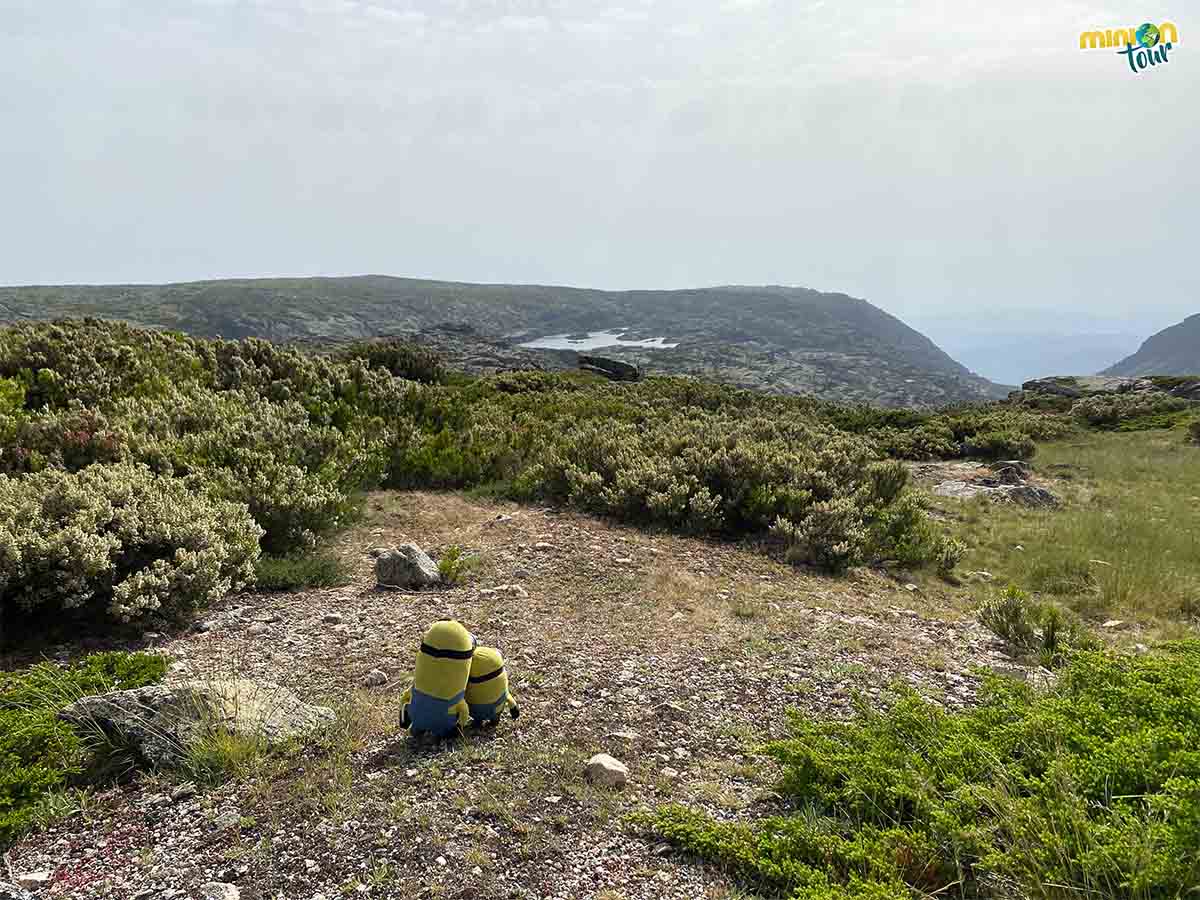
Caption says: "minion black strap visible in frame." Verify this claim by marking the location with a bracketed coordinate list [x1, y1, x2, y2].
[420, 642, 475, 660]
[469, 665, 505, 684]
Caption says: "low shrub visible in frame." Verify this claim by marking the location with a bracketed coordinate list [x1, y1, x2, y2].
[1188, 419, 1200, 445]
[1071, 392, 1190, 429]
[254, 552, 350, 591]
[437, 545, 481, 585]
[340, 338, 446, 384]
[0, 651, 166, 847]
[0, 463, 262, 623]
[960, 428, 1036, 460]
[644, 642, 1200, 898]
[979, 584, 1038, 649]
[979, 584, 1097, 666]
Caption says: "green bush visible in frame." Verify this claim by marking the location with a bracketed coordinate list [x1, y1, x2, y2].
[437, 545, 481, 585]
[1188, 419, 1200, 445]
[979, 584, 1038, 649]
[254, 552, 351, 591]
[0, 651, 166, 847]
[644, 642, 1200, 898]
[960, 428, 1036, 460]
[340, 338, 446, 384]
[1071, 392, 1190, 429]
[0, 463, 262, 622]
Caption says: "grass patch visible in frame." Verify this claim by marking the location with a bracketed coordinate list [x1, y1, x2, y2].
[950, 430, 1200, 626]
[644, 642, 1200, 899]
[254, 551, 351, 591]
[0, 651, 167, 847]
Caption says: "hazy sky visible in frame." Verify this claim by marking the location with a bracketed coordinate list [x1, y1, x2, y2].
[2, 1, 1196, 330]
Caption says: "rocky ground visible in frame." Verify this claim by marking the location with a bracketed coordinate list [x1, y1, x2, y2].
[4, 492, 1035, 900]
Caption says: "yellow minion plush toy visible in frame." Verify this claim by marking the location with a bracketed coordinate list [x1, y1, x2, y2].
[399, 620, 476, 737]
[465, 646, 520, 726]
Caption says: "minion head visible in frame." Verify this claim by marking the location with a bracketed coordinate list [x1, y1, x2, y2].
[469, 646, 505, 683]
[412, 620, 476, 701]
[465, 645, 510, 714]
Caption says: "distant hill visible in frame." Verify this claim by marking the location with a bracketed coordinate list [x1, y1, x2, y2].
[1103, 314, 1200, 376]
[0, 275, 1008, 406]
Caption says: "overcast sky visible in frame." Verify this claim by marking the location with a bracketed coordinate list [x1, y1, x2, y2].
[1, 1, 1195, 331]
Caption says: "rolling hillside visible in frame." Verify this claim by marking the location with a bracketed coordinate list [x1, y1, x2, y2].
[0, 276, 1008, 406]
[1104, 314, 1200, 376]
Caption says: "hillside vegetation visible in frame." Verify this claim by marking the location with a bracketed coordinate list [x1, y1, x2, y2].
[0, 276, 1008, 406]
[1, 319, 1052, 634]
[2, 319, 1199, 900]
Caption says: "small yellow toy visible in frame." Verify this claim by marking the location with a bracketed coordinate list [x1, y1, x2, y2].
[464, 646, 520, 726]
[399, 620, 476, 737]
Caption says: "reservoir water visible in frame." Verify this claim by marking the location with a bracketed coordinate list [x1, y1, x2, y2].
[519, 328, 678, 351]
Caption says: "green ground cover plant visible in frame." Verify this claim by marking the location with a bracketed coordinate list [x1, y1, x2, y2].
[0, 651, 167, 847]
[645, 642, 1200, 899]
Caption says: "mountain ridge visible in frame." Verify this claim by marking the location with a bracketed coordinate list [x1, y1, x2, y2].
[1103, 313, 1200, 376]
[0, 275, 1008, 406]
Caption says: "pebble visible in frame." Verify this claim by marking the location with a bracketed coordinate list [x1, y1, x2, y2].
[362, 669, 389, 687]
[322, 613, 343, 625]
[17, 872, 52, 890]
[584, 754, 628, 788]
[200, 885, 240, 900]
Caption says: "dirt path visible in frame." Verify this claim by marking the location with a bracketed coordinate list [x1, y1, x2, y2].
[8, 492, 1029, 900]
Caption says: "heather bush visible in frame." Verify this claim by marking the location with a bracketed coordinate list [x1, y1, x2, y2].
[1190, 419, 1200, 445]
[960, 428, 1036, 459]
[1071, 392, 1190, 428]
[340, 338, 446, 384]
[113, 386, 387, 552]
[644, 643, 1200, 898]
[0, 651, 166, 848]
[0, 463, 261, 622]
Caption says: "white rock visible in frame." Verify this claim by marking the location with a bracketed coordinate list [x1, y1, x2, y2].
[375, 543, 440, 588]
[605, 730, 641, 742]
[17, 873, 51, 890]
[585, 753, 628, 788]
[362, 669, 388, 687]
[200, 885, 240, 900]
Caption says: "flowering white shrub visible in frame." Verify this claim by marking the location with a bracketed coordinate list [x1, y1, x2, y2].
[1071, 392, 1189, 427]
[0, 463, 261, 622]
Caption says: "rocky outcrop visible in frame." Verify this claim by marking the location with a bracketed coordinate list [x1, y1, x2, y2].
[59, 680, 336, 769]
[374, 543, 440, 588]
[578, 356, 641, 382]
[1020, 374, 1200, 400]
[932, 480, 1059, 508]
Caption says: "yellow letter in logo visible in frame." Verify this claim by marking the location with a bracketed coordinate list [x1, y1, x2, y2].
[1110, 28, 1134, 46]
[1079, 30, 1106, 48]
[1159, 22, 1178, 43]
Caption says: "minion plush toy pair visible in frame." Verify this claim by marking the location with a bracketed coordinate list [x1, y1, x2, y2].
[399, 620, 520, 738]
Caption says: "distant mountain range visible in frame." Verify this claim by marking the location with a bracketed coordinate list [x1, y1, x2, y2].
[1104, 314, 1200, 376]
[0, 276, 1009, 407]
